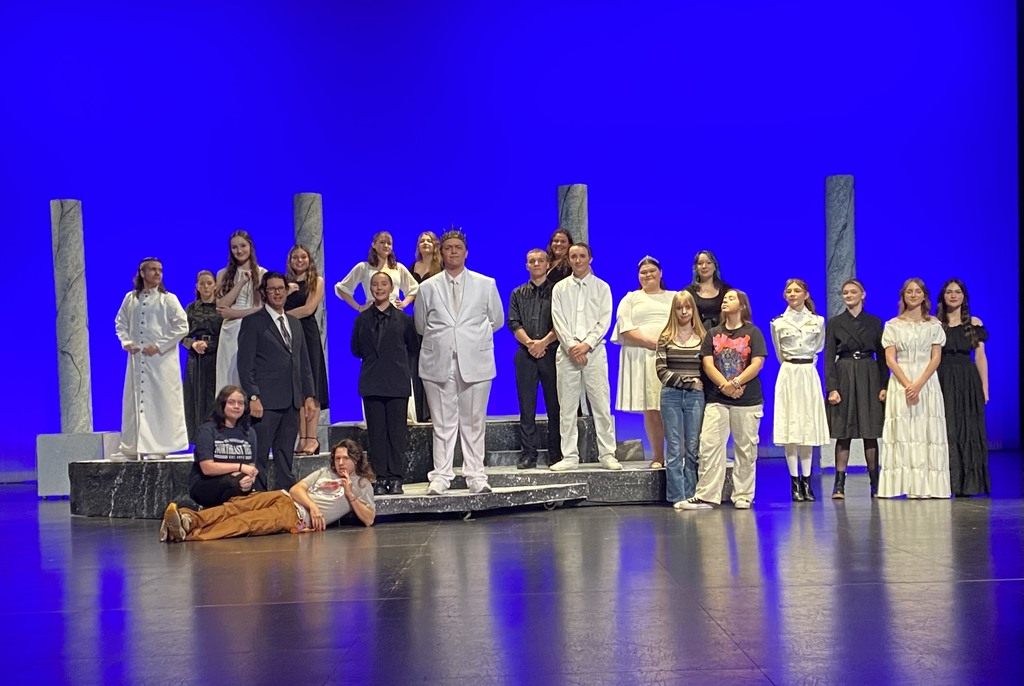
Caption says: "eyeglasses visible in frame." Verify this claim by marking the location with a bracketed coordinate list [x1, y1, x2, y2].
[265, 286, 287, 293]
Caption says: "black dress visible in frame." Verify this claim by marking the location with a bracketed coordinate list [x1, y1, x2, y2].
[685, 285, 726, 330]
[407, 267, 432, 422]
[824, 310, 887, 440]
[182, 301, 223, 444]
[547, 262, 572, 286]
[284, 281, 330, 408]
[937, 324, 989, 496]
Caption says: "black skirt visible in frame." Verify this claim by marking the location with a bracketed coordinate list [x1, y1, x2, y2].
[827, 357, 885, 439]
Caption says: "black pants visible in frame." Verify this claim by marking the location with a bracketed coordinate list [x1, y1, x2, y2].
[410, 341, 431, 423]
[190, 473, 246, 508]
[514, 347, 561, 460]
[253, 406, 300, 492]
[364, 395, 409, 480]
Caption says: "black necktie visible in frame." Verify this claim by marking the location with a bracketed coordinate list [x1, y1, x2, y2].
[278, 316, 292, 351]
[375, 312, 387, 349]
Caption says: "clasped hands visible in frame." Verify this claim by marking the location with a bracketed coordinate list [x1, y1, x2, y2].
[123, 342, 160, 356]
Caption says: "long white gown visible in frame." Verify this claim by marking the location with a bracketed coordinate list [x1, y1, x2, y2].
[215, 267, 266, 392]
[115, 289, 189, 455]
[878, 317, 950, 498]
[612, 290, 675, 411]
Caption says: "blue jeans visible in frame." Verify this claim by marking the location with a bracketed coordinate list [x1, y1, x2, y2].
[660, 386, 706, 502]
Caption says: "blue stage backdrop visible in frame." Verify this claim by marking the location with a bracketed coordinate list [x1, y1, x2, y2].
[0, 2, 1017, 476]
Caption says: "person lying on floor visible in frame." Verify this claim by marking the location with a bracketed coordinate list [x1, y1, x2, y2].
[160, 438, 375, 542]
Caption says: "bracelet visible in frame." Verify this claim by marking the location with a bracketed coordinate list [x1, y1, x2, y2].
[731, 378, 742, 388]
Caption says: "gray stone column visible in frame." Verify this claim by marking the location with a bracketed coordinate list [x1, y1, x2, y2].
[821, 175, 863, 467]
[50, 199, 93, 433]
[557, 184, 589, 244]
[293, 193, 329, 443]
[825, 175, 856, 318]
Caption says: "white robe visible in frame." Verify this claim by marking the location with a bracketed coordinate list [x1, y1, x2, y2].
[115, 289, 190, 455]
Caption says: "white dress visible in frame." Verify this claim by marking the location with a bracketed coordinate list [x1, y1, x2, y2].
[771, 307, 830, 445]
[878, 317, 950, 498]
[612, 290, 675, 411]
[115, 289, 189, 455]
[215, 267, 267, 392]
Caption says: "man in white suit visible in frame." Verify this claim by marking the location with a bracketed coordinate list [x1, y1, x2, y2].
[414, 229, 504, 494]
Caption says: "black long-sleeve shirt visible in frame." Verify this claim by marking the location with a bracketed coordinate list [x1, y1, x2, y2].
[507, 279, 557, 351]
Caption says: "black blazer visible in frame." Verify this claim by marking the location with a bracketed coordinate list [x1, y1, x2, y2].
[238, 308, 315, 410]
[351, 305, 419, 398]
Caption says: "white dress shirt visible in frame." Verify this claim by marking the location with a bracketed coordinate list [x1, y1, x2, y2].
[551, 271, 613, 351]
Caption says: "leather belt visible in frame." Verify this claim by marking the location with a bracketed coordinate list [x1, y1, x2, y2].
[837, 351, 873, 360]
[786, 358, 814, 364]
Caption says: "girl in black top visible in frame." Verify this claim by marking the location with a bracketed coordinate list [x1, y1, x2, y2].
[285, 245, 329, 456]
[684, 249, 731, 330]
[824, 279, 887, 498]
[935, 278, 990, 496]
[182, 270, 223, 444]
[189, 385, 258, 508]
[546, 228, 574, 285]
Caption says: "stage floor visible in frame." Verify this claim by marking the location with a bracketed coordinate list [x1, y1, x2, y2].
[4, 455, 1023, 685]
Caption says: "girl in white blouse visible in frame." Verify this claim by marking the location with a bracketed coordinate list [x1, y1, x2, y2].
[770, 278, 830, 502]
[335, 231, 419, 311]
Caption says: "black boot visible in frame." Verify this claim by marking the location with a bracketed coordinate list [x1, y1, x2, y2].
[791, 476, 805, 502]
[373, 480, 389, 496]
[800, 475, 816, 502]
[388, 479, 404, 495]
[868, 468, 879, 498]
[832, 471, 846, 500]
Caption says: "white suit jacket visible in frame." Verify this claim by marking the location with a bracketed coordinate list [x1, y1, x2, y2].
[414, 268, 504, 384]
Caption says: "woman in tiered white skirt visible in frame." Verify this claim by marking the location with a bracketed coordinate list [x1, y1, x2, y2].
[878, 278, 950, 498]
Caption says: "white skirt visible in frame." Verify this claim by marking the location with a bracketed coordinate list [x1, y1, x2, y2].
[773, 362, 829, 445]
[616, 345, 661, 412]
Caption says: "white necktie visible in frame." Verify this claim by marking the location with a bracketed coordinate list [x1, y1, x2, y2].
[573, 280, 587, 340]
[278, 316, 292, 351]
[451, 279, 461, 315]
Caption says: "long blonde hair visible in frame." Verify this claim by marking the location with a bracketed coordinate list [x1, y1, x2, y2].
[414, 231, 442, 277]
[659, 290, 708, 344]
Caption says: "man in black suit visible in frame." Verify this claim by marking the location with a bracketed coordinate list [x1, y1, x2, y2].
[238, 272, 316, 491]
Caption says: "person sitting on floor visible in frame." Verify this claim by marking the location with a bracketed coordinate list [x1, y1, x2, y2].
[160, 438, 376, 542]
[188, 385, 259, 508]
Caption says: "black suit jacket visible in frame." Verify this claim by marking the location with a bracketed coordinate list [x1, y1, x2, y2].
[238, 308, 315, 411]
[351, 304, 419, 398]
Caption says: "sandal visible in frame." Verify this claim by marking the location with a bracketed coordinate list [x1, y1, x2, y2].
[296, 437, 320, 456]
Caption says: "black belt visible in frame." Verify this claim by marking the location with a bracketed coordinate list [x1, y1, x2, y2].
[786, 358, 814, 364]
[837, 351, 873, 360]
[197, 335, 218, 341]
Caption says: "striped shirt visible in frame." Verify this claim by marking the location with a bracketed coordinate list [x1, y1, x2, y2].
[656, 337, 703, 389]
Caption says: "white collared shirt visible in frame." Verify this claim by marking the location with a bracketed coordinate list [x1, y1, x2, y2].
[551, 270, 613, 351]
[770, 306, 825, 362]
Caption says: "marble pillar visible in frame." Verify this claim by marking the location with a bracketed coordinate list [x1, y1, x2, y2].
[293, 193, 329, 444]
[825, 175, 856, 318]
[557, 184, 588, 244]
[50, 199, 93, 433]
[821, 175, 863, 467]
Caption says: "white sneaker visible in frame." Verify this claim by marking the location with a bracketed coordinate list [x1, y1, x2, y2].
[599, 456, 622, 471]
[468, 481, 492, 494]
[142, 454, 166, 461]
[676, 497, 713, 511]
[734, 499, 752, 510]
[108, 452, 129, 462]
[427, 480, 448, 496]
[549, 459, 580, 472]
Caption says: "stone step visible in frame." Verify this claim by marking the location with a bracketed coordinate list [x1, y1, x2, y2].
[69, 458, 667, 519]
[374, 482, 588, 516]
[487, 438, 647, 468]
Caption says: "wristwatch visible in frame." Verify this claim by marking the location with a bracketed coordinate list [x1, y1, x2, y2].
[249, 394, 259, 402]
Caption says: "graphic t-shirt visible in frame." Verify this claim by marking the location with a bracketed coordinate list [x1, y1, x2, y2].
[700, 323, 768, 406]
[188, 421, 257, 489]
[293, 467, 376, 528]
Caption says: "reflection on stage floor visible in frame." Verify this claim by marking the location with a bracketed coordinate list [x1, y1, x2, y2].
[3, 453, 1022, 685]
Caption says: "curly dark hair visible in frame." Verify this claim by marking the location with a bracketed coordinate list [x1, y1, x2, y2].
[331, 439, 376, 485]
[936, 278, 979, 348]
[367, 231, 398, 269]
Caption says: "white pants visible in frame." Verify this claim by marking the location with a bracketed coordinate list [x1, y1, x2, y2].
[556, 345, 617, 461]
[694, 403, 763, 504]
[422, 358, 492, 488]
